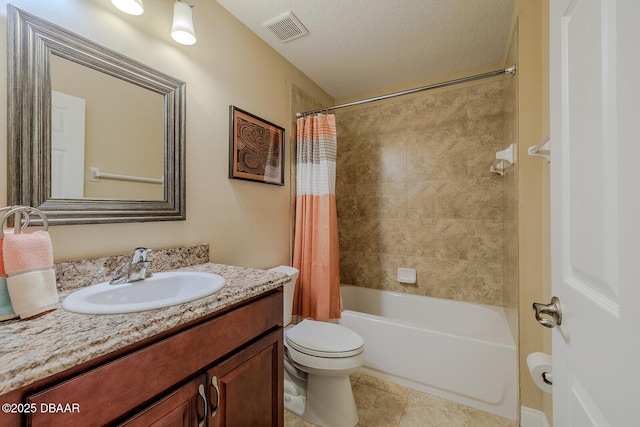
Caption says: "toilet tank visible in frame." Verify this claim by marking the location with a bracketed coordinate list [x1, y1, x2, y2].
[269, 266, 299, 326]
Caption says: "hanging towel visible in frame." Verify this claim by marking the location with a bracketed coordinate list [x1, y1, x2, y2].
[0, 279, 16, 321]
[0, 230, 17, 321]
[4, 230, 58, 319]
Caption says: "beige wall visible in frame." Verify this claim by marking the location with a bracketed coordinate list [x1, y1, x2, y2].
[334, 79, 509, 307]
[503, 21, 519, 345]
[0, 0, 332, 266]
[511, 0, 551, 420]
[541, 0, 552, 421]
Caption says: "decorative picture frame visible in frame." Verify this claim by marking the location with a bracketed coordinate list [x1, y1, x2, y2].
[229, 106, 285, 185]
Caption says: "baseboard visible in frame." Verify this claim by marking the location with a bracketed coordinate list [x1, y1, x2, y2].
[520, 406, 550, 427]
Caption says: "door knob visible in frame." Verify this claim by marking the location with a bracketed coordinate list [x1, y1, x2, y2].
[532, 296, 562, 328]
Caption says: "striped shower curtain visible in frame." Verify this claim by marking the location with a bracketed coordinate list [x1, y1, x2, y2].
[292, 114, 341, 322]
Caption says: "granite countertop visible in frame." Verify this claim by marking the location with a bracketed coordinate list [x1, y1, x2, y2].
[0, 263, 288, 395]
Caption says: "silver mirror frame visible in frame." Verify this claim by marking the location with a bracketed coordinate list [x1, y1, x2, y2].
[7, 5, 186, 225]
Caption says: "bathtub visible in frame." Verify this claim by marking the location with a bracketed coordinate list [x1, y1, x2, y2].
[340, 285, 517, 420]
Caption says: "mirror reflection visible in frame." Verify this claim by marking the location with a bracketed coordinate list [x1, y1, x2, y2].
[50, 55, 165, 201]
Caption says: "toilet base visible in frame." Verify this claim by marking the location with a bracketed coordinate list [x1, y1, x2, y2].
[284, 379, 306, 417]
[299, 373, 359, 427]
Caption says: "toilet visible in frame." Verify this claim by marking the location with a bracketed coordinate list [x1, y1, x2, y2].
[269, 266, 365, 427]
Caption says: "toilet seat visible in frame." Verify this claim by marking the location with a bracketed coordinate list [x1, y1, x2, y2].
[285, 319, 364, 358]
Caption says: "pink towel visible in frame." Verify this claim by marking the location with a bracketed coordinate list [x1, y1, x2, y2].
[4, 230, 58, 319]
[3, 230, 54, 275]
[0, 230, 18, 321]
[0, 229, 9, 277]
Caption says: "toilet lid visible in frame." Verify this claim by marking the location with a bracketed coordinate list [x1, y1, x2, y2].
[285, 319, 364, 358]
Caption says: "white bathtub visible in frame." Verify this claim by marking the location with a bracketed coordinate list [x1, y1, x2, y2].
[340, 285, 517, 420]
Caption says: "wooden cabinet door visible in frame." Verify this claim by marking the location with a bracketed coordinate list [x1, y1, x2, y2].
[118, 375, 207, 427]
[208, 330, 283, 427]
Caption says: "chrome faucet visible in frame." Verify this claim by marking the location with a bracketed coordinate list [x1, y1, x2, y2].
[110, 247, 153, 285]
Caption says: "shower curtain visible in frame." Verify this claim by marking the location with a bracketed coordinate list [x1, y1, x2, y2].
[292, 114, 341, 322]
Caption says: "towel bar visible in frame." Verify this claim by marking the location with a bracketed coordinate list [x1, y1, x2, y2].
[528, 136, 550, 162]
[90, 167, 164, 185]
[0, 206, 48, 237]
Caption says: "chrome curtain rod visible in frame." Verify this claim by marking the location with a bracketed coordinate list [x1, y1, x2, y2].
[296, 65, 517, 118]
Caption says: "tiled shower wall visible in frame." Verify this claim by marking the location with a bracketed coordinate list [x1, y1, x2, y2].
[334, 80, 509, 306]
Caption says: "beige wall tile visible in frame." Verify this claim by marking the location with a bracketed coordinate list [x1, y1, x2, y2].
[381, 145, 407, 182]
[466, 220, 503, 262]
[356, 217, 381, 254]
[406, 142, 439, 181]
[435, 177, 468, 218]
[406, 180, 441, 219]
[336, 80, 510, 307]
[336, 149, 359, 186]
[464, 177, 504, 220]
[340, 250, 358, 285]
[355, 252, 383, 288]
[404, 218, 438, 258]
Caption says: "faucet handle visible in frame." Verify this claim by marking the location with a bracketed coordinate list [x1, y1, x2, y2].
[110, 263, 130, 285]
[132, 247, 152, 263]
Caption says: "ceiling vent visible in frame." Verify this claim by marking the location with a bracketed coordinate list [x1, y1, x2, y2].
[262, 11, 309, 43]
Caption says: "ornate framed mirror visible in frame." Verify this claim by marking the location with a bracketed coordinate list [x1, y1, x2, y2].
[7, 5, 186, 225]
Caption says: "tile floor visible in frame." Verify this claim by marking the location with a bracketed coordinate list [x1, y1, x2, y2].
[284, 372, 518, 427]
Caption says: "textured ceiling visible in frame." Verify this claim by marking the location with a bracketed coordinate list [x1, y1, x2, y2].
[216, 0, 516, 99]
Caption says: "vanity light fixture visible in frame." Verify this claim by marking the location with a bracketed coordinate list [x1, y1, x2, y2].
[111, 0, 144, 16]
[111, 0, 197, 46]
[171, 0, 197, 45]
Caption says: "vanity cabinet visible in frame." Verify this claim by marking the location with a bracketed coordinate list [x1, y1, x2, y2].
[3, 289, 283, 427]
[119, 374, 207, 426]
[120, 331, 282, 427]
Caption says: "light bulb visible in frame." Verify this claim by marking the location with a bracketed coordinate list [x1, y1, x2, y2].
[111, 0, 144, 16]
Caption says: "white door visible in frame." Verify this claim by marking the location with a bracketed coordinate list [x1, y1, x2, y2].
[51, 91, 86, 198]
[549, 0, 640, 425]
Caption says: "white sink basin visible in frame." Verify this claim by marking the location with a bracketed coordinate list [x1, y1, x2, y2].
[62, 271, 226, 314]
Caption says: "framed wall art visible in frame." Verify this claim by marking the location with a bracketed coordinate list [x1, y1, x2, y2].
[228, 106, 285, 185]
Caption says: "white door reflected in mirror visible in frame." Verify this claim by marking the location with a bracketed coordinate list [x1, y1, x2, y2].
[51, 91, 85, 199]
